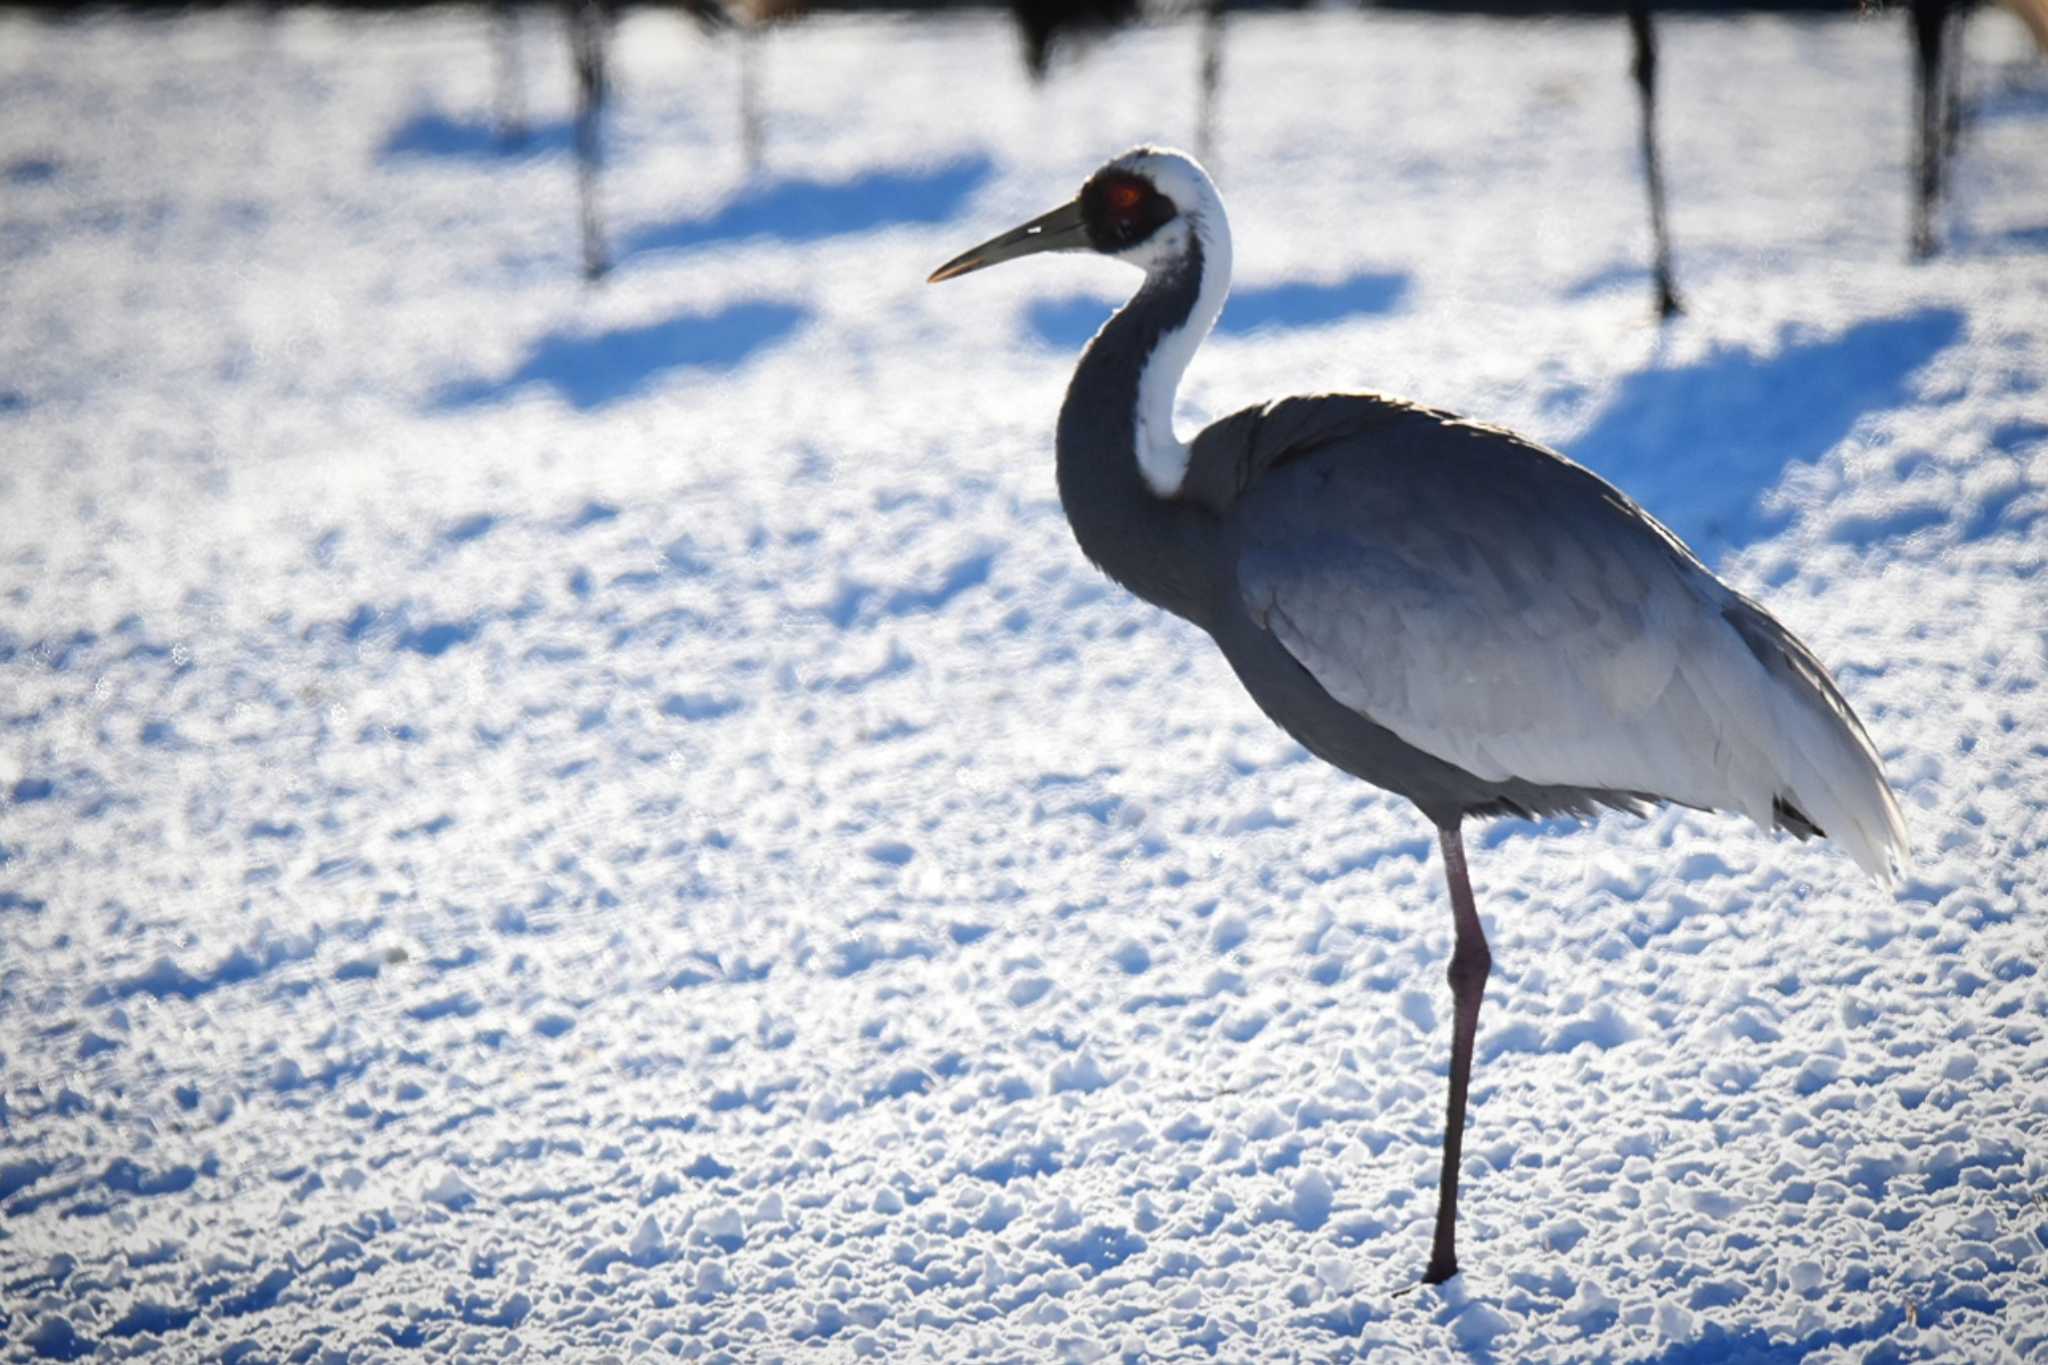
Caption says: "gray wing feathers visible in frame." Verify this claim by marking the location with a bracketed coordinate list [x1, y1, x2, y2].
[1219, 397, 1908, 883]
[1186, 394, 1427, 510]
[1719, 596, 1911, 883]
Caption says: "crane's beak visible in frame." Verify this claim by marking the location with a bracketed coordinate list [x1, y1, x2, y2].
[927, 200, 1089, 283]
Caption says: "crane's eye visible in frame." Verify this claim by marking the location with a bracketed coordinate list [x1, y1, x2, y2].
[1082, 172, 1175, 252]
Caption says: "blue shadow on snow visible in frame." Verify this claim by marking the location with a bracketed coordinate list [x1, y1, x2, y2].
[378, 110, 573, 162]
[1627, 1285, 2000, 1365]
[1977, 223, 2048, 253]
[1027, 270, 1410, 350]
[1563, 260, 1657, 301]
[1565, 307, 1963, 560]
[431, 300, 809, 412]
[4, 155, 61, 185]
[623, 154, 996, 259]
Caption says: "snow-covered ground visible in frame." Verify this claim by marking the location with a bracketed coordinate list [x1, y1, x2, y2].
[3, 7, 2046, 1360]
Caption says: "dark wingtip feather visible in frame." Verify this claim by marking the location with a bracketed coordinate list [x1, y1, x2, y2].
[1774, 797, 1824, 841]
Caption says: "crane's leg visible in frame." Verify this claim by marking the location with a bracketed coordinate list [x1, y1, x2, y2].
[1627, 1, 1682, 319]
[1422, 821, 1491, 1285]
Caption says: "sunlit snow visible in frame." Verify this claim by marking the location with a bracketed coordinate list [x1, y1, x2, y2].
[3, 8, 2046, 1361]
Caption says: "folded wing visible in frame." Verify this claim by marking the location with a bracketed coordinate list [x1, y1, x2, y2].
[1201, 396, 1907, 883]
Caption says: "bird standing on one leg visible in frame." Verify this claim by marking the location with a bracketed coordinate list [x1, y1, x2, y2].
[928, 147, 1907, 1284]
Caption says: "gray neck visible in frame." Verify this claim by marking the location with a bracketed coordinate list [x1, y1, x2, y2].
[1054, 251, 1220, 627]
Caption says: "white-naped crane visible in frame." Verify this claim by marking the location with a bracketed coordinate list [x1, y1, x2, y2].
[928, 147, 1906, 1283]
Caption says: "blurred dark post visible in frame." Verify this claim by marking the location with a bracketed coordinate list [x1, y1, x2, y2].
[494, 0, 528, 147]
[715, 2, 781, 178]
[1627, 1, 1682, 318]
[1908, 0, 1948, 258]
[1197, 0, 1224, 170]
[1939, 9, 1963, 165]
[1010, 0, 1142, 79]
[568, 0, 614, 280]
[740, 25, 763, 174]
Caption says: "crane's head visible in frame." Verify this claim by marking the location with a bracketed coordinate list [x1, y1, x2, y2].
[928, 147, 1223, 284]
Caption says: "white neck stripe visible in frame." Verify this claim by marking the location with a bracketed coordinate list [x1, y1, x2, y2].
[1109, 151, 1233, 499]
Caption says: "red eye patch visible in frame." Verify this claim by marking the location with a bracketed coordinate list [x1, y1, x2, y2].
[1106, 180, 1144, 214]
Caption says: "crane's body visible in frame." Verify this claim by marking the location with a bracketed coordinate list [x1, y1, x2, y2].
[929, 147, 1907, 1284]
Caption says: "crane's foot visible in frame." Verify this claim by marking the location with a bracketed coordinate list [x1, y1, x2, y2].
[1391, 1258, 1462, 1298]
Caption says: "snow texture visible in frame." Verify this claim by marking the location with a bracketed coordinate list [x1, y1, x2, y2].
[3, 8, 2047, 1362]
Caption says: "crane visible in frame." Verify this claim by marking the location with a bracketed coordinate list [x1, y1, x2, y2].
[927, 147, 1908, 1285]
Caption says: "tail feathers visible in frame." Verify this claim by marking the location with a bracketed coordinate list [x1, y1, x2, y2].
[1722, 599, 1909, 887]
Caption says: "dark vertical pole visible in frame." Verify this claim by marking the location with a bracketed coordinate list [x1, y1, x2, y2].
[1939, 5, 1965, 182]
[1628, 1, 1682, 319]
[493, 0, 527, 148]
[739, 26, 763, 176]
[1910, 0, 1946, 259]
[568, 0, 611, 280]
[1422, 822, 1492, 1286]
[1196, 0, 1224, 172]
